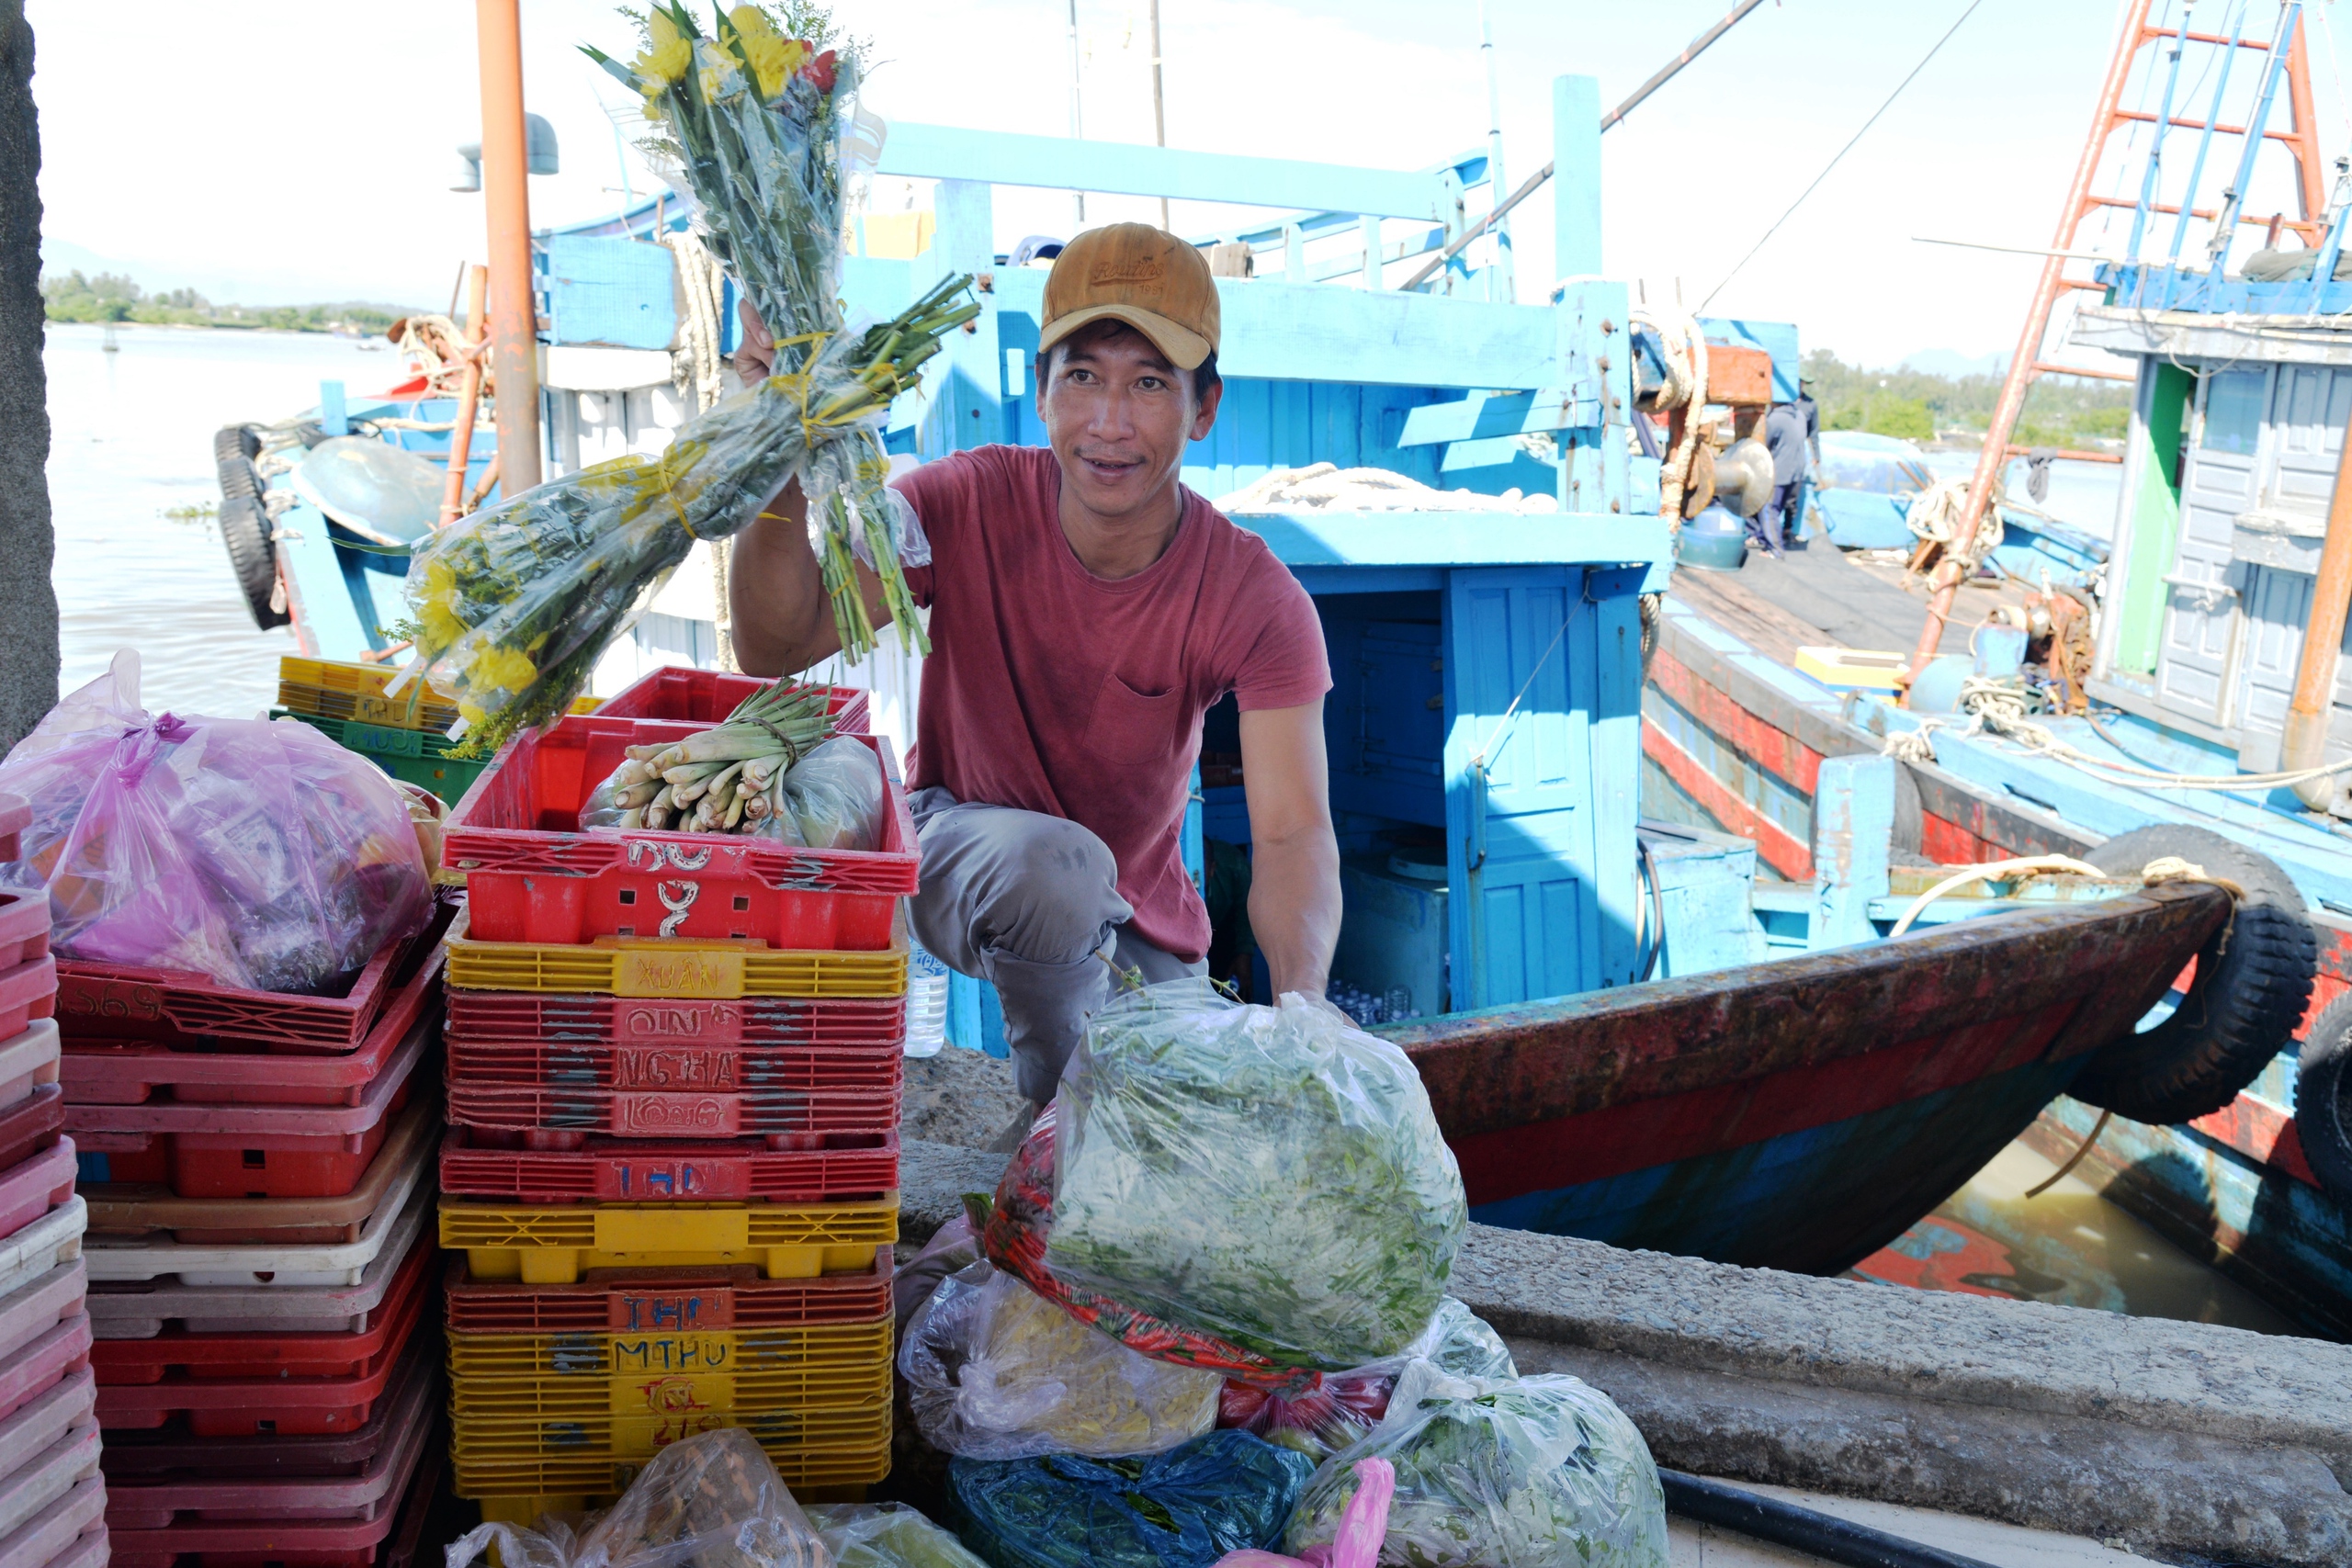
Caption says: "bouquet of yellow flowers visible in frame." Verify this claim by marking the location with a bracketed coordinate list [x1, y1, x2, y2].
[402, 2, 975, 753]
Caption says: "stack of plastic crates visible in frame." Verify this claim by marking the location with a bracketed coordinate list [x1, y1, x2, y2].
[62, 874, 455, 1568]
[273, 655, 602, 806]
[436, 671, 908, 1523]
[0, 791, 106, 1568]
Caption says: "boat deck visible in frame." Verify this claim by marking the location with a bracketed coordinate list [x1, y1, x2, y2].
[1667, 537, 2033, 667]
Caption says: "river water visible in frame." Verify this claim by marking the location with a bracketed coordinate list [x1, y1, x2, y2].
[43, 321, 390, 718]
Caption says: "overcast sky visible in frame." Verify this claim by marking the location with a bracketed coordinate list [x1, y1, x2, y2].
[26, 0, 2352, 367]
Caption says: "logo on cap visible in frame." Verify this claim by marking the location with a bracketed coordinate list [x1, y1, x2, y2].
[1090, 256, 1166, 286]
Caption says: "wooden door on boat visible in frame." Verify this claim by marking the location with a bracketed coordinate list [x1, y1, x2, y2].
[2156, 367, 2267, 727]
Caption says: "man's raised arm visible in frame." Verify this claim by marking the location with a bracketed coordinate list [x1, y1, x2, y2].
[728, 481, 896, 677]
[1238, 699, 1340, 998]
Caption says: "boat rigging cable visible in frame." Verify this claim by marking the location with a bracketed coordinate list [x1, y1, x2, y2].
[1701, 0, 1984, 310]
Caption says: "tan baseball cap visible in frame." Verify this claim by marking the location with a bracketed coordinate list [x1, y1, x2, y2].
[1038, 223, 1220, 371]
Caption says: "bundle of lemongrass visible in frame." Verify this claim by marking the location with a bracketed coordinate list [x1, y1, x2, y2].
[580, 682, 836, 835]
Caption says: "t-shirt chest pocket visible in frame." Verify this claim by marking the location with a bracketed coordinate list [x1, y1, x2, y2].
[1083, 671, 1182, 763]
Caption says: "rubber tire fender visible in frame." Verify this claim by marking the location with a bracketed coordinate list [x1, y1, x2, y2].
[211, 423, 260, 466]
[2074, 824, 2315, 1125]
[2295, 990, 2352, 1206]
[217, 492, 289, 632]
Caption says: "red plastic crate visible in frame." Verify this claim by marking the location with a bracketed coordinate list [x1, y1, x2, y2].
[0, 1361, 94, 1538]
[83, 1101, 434, 1245]
[92, 1269, 425, 1435]
[106, 1424, 440, 1568]
[51, 893, 444, 1052]
[447, 720, 916, 949]
[86, 1201, 429, 1341]
[0, 891, 49, 972]
[0, 1088, 61, 1178]
[91, 1238, 430, 1385]
[0, 1021, 57, 1114]
[100, 1332, 433, 1479]
[445, 989, 905, 1046]
[440, 1249, 893, 1332]
[0, 953, 56, 1045]
[104, 1386, 430, 1532]
[62, 940, 447, 1109]
[0, 1137, 74, 1240]
[67, 1004, 428, 1198]
[0, 1253, 86, 1371]
[596, 668, 869, 730]
[437, 1126, 899, 1203]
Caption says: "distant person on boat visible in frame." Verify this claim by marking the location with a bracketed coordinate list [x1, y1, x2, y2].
[727, 224, 1340, 1145]
[1762, 399, 1810, 556]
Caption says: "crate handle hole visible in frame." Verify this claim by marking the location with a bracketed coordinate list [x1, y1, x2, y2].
[242, 1149, 266, 1168]
[618, 889, 637, 905]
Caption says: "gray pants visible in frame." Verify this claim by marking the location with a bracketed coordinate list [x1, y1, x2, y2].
[907, 787, 1205, 1103]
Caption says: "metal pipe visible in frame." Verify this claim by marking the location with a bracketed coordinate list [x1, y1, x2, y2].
[1148, 0, 1168, 230]
[1067, 0, 1086, 228]
[1399, 0, 1767, 292]
[1905, 0, 2154, 689]
[1477, 0, 1511, 302]
[2281, 379, 2352, 808]
[476, 0, 541, 494]
[440, 265, 489, 526]
[1661, 1472, 2000, 1568]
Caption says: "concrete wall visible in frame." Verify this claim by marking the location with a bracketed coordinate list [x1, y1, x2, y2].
[900, 1135, 2352, 1568]
[0, 1, 54, 750]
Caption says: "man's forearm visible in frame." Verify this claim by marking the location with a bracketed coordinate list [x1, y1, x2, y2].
[1248, 831, 1340, 998]
[729, 493, 832, 676]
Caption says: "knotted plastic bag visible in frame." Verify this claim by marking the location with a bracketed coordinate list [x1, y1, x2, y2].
[901, 1259, 1224, 1460]
[950, 1428, 1316, 1568]
[0, 650, 430, 993]
[1219, 1298, 1517, 1462]
[1215, 1459, 1395, 1568]
[1283, 1361, 1670, 1568]
[987, 979, 1466, 1378]
[446, 1428, 826, 1568]
[808, 1502, 989, 1568]
[781, 734, 884, 850]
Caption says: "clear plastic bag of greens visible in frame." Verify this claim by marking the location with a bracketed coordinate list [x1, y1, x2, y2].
[445, 1427, 827, 1568]
[951, 1429, 1316, 1568]
[781, 734, 884, 850]
[1283, 1360, 1670, 1568]
[1218, 1298, 1516, 1462]
[808, 1502, 989, 1568]
[902, 1260, 1225, 1460]
[1039, 979, 1467, 1372]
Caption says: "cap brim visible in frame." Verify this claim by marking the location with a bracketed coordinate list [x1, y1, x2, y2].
[1036, 303, 1213, 371]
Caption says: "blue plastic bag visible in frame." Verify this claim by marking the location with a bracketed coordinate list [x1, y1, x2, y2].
[950, 1429, 1315, 1568]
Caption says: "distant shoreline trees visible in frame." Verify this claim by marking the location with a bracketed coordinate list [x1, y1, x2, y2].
[1804, 347, 2132, 450]
[40, 270, 417, 335]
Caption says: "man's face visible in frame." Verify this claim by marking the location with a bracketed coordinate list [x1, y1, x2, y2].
[1037, 324, 1221, 522]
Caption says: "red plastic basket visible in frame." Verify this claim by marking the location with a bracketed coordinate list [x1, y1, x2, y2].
[0, 1137, 74, 1241]
[0, 953, 56, 1045]
[62, 946, 445, 1111]
[0, 1087, 62, 1178]
[51, 894, 444, 1052]
[437, 1126, 899, 1203]
[447, 721, 917, 949]
[106, 1422, 440, 1568]
[0, 891, 49, 972]
[67, 1005, 428, 1198]
[596, 669, 869, 730]
[104, 1395, 431, 1537]
[445, 989, 905, 1045]
[83, 1102, 434, 1245]
[91, 1236, 430, 1386]
[100, 1332, 433, 1479]
[0, 1021, 57, 1116]
[92, 1269, 425, 1435]
[440, 1249, 893, 1333]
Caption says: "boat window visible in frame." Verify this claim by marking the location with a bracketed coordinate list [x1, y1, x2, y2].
[2200, 370, 2266, 455]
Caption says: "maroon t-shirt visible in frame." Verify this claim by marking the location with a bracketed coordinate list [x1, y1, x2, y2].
[892, 446, 1329, 962]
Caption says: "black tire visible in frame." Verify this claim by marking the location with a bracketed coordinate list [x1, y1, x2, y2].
[216, 453, 262, 503]
[218, 493, 288, 632]
[2074, 825, 2315, 1124]
[2295, 992, 2352, 1206]
[211, 424, 260, 466]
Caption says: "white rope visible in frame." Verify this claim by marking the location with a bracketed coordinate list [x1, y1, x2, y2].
[660, 229, 730, 414]
[1888, 854, 2108, 936]
[1631, 306, 1708, 522]
[1906, 474, 2005, 574]
[1215, 463, 1560, 515]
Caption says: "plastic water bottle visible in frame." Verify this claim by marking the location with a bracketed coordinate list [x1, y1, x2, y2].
[904, 940, 948, 1058]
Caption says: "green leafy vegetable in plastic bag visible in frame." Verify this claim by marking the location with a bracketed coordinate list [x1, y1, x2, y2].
[951, 1429, 1314, 1568]
[1045, 979, 1466, 1371]
[808, 1503, 990, 1568]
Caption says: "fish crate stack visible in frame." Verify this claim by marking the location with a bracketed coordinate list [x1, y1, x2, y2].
[435, 671, 907, 1523]
[60, 852, 454, 1568]
[0, 792, 106, 1568]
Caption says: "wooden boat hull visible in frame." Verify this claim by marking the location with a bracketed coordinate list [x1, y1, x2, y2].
[1394, 883, 2228, 1276]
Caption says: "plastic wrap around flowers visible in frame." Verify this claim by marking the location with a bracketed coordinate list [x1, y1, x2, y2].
[405, 4, 976, 754]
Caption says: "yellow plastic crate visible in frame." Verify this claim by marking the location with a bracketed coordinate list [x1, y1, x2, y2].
[439, 1194, 899, 1284]
[447, 1322, 892, 1416]
[444, 910, 909, 999]
[277, 656, 464, 732]
[453, 1416, 890, 1501]
[1793, 646, 1909, 693]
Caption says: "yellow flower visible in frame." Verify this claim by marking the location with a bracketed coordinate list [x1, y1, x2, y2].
[467, 644, 538, 698]
[728, 6, 804, 97]
[634, 11, 691, 87]
[416, 559, 468, 653]
[458, 698, 489, 731]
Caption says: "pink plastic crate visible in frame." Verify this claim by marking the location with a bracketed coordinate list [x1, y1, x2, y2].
[447, 720, 916, 949]
[0, 1313, 90, 1428]
[104, 1379, 426, 1529]
[107, 1440, 438, 1568]
[0, 956, 55, 1048]
[0, 1367, 96, 1541]
[0, 1258, 86, 1371]
[0, 1024, 57, 1115]
[596, 668, 869, 729]
[0, 893, 49, 973]
[87, 1201, 427, 1340]
[0, 1474, 103, 1568]
[0, 793, 25, 866]
[0, 1139, 74, 1240]
[0, 1089, 60, 1185]
[439, 1125, 899, 1202]
[61, 936, 446, 1110]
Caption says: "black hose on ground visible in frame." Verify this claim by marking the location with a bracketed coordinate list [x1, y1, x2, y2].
[1660, 1470, 2001, 1568]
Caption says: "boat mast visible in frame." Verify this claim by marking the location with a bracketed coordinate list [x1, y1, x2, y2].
[477, 0, 543, 495]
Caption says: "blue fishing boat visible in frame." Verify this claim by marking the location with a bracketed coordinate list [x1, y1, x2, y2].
[211, 27, 2250, 1281]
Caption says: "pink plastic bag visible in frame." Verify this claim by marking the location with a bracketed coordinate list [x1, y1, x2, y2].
[1213, 1459, 1393, 1568]
[0, 651, 430, 994]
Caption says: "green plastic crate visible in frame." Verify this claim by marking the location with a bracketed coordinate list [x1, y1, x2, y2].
[275, 708, 490, 805]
